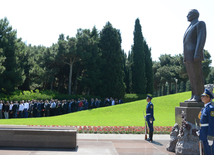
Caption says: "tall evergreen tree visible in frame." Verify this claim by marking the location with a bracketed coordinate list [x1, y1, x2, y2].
[144, 41, 154, 94]
[80, 27, 101, 95]
[0, 48, 5, 74]
[0, 17, 24, 94]
[99, 22, 125, 98]
[132, 18, 146, 94]
[122, 51, 130, 93]
[128, 50, 133, 93]
[56, 33, 78, 95]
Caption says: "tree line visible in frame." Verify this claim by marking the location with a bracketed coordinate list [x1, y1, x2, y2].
[0, 17, 153, 98]
[0, 17, 213, 98]
[152, 51, 212, 96]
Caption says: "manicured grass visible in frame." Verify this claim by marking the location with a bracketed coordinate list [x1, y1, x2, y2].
[0, 92, 191, 126]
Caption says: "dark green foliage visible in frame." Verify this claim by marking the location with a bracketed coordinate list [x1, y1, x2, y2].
[153, 50, 212, 96]
[123, 94, 147, 103]
[80, 26, 102, 96]
[122, 51, 131, 93]
[127, 51, 133, 93]
[206, 67, 214, 84]
[0, 17, 24, 94]
[1, 16, 212, 99]
[202, 50, 212, 79]
[132, 18, 146, 94]
[0, 48, 6, 74]
[0, 89, 103, 103]
[99, 22, 125, 98]
[144, 41, 154, 94]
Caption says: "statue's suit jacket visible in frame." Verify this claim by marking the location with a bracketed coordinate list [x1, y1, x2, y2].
[183, 21, 206, 62]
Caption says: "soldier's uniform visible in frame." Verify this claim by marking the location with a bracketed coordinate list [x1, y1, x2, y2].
[199, 89, 214, 155]
[146, 95, 155, 142]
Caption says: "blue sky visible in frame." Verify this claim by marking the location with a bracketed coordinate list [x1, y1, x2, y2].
[1, 0, 214, 65]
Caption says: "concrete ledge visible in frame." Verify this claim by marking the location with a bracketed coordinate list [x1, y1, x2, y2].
[0, 125, 76, 149]
[180, 102, 204, 107]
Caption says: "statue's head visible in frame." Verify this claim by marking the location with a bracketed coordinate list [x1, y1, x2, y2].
[187, 9, 199, 22]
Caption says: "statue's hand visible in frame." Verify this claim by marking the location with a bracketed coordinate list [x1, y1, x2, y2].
[194, 57, 200, 62]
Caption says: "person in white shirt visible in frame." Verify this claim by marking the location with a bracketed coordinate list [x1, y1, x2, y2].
[24, 100, 29, 118]
[18, 101, 24, 118]
[9, 101, 13, 118]
[111, 98, 115, 106]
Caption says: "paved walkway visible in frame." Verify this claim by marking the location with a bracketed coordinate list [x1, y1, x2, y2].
[0, 134, 175, 155]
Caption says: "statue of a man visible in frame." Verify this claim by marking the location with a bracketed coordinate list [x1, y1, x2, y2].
[183, 9, 206, 102]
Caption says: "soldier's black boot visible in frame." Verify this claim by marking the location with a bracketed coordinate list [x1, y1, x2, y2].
[150, 131, 153, 142]
[146, 131, 152, 142]
[147, 131, 153, 142]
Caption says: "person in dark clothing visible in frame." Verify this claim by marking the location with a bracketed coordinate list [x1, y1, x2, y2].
[75, 99, 80, 112]
[33, 101, 37, 117]
[37, 100, 41, 117]
[9, 101, 14, 118]
[3, 101, 9, 119]
[68, 100, 72, 113]
[90, 98, 95, 109]
[29, 101, 34, 117]
[95, 98, 99, 108]
[145, 95, 155, 142]
[84, 99, 89, 110]
[56, 100, 61, 115]
[71, 99, 76, 112]
[40, 100, 45, 117]
[12, 101, 18, 118]
[62, 100, 67, 114]
[44, 100, 50, 117]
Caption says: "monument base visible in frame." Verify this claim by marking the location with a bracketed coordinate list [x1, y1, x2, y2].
[175, 102, 204, 127]
[0, 125, 77, 149]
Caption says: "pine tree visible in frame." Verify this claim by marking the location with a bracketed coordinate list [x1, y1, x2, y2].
[132, 18, 146, 94]
[0, 48, 5, 74]
[0, 17, 24, 94]
[99, 22, 125, 98]
[56, 33, 78, 95]
[144, 41, 154, 94]
[77, 27, 101, 96]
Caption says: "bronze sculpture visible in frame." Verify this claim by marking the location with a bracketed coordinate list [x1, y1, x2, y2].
[183, 9, 206, 102]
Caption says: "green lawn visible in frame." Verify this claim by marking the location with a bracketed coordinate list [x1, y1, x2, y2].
[0, 92, 191, 126]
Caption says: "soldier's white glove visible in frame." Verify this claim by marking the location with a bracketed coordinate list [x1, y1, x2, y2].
[208, 140, 213, 146]
[196, 131, 200, 136]
[144, 116, 146, 119]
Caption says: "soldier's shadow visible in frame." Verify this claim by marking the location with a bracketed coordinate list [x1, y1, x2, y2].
[151, 141, 163, 146]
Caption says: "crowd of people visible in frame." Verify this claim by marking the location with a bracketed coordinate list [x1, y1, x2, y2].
[0, 97, 124, 119]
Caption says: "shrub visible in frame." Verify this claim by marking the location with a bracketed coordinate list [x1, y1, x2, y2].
[124, 94, 147, 102]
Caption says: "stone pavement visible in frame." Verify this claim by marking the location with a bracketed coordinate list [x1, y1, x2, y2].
[0, 134, 175, 155]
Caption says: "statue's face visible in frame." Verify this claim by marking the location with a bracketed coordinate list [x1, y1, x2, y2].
[187, 11, 196, 22]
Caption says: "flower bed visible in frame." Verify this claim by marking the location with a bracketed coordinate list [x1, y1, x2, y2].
[28, 125, 172, 134]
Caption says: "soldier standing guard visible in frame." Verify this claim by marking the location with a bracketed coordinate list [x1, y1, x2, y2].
[198, 88, 214, 155]
[145, 94, 155, 142]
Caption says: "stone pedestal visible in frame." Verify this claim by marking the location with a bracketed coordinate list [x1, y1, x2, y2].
[175, 102, 204, 127]
[0, 125, 77, 149]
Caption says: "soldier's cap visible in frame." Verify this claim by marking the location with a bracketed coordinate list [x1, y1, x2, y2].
[147, 94, 152, 100]
[201, 88, 214, 99]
